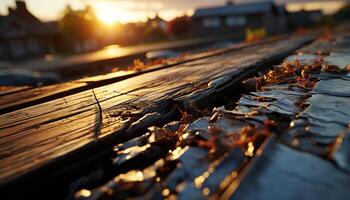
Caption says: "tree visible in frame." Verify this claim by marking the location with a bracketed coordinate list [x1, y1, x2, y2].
[58, 5, 99, 41]
[166, 16, 192, 37]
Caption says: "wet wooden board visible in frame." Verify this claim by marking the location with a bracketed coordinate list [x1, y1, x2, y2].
[227, 27, 350, 200]
[0, 35, 314, 194]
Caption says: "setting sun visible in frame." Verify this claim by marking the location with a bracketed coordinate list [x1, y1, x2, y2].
[94, 4, 144, 25]
[92, 2, 162, 24]
[96, 11, 118, 25]
[94, 5, 119, 25]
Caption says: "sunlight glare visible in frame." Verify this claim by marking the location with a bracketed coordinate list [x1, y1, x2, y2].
[96, 10, 118, 25]
[93, 2, 145, 24]
[94, 3, 122, 25]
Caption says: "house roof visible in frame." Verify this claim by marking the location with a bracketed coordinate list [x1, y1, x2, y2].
[0, 1, 57, 38]
[193, 1, 278, 18]
[147, 14, 167, 23]
[289, 9, 322, 16]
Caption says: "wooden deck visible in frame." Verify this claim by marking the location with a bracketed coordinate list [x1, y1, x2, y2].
[1, 26, 350, 200]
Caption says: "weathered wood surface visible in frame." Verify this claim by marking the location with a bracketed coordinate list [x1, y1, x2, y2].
[230, 31, 350, 200]
[0, 82, 88, 114]
[0, 43, 247, 114]
[68, 28, 350, 200]
[0, 35, 314, 194]
[0, 86, 31, 96]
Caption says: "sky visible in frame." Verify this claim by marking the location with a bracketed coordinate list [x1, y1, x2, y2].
[0, 0, 347, 24]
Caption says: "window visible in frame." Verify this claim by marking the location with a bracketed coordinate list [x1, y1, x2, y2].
[226, 16, 246, 26]
[202, 17, 221, 28]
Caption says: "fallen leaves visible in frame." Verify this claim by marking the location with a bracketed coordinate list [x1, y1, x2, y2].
[195, 122, 272, 160]
[260, 56, 327, 90]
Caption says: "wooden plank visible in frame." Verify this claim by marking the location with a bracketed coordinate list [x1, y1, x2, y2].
[0, 82, 87, 113]
[0, 43, 246, 114]
[0, 86, 31, 96]
[22, 36, 233, 72]
[0, 35, 314, 194]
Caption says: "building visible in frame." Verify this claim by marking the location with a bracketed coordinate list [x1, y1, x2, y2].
[288, 9, 323, 28]
[146, 14, 167, 32]
[192, 1, 288, 37]
[144, 14, 168, 41]
[0, 1, 58, 61]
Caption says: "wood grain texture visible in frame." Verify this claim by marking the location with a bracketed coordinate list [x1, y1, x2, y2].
[0, 86, 31, 96]
[0, 46, 239, 114]
[0, 35, 314, 190]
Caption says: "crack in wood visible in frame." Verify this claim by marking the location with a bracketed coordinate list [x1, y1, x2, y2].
[92, 89, 103, 138]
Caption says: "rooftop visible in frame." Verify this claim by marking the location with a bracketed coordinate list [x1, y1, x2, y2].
[0, 1, 55, 37]
[193, 1, 280, 18]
